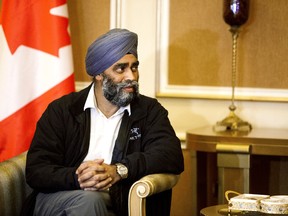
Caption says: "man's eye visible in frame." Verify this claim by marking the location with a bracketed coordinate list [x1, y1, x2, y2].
[115, 66, 125, 73]
[131, 66, 138, 72]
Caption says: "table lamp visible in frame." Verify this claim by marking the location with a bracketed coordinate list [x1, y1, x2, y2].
[214, 0, 252, 132]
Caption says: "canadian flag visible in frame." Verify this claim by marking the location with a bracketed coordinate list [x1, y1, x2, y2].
[0, 0, 75, 161]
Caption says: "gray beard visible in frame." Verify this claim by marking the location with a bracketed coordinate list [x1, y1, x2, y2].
[102, 74, 139, 107]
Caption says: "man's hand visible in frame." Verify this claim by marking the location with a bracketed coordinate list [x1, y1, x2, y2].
[76, 159, 121, 191]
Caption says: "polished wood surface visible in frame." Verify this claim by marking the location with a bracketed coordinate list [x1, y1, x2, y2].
[187, 126, 288, 156]
[187, 126, 288, 214]
[200, 204, 227, 216]
[170, 149, 194, 216]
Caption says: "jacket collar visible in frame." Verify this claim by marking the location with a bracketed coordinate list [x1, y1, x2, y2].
[70, 82, 93, 119]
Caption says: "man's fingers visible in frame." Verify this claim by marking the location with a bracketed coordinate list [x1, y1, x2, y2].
[79, 173, 111, 189]
[95, 177, 113, 190]
[78, 170, 96, 184]
[76, 160, 105, 175]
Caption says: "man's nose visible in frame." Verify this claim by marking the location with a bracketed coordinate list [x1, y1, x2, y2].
[125, 69, 138, 80]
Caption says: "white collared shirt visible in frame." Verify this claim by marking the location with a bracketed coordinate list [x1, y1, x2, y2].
[83, 83, 131, 164]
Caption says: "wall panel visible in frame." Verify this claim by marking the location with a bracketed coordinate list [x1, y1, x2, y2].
[67, 1, 110, 82]
[168, 0, 288, 89]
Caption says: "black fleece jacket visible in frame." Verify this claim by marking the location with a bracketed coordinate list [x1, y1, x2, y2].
[23, 83, 184, 216]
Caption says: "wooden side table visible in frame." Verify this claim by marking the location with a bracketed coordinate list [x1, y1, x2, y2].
[186, 126, 288, 213]
[200, 204, 227, 216]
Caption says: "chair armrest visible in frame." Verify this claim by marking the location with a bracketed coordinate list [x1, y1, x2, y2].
[0, 151, 32, 216]
[128, 173, 180, 216]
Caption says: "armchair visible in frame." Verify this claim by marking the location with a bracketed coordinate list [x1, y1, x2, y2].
[128, 173, 179, 216]
[0, 151, 32, 216]
[0, 151, 179, 216]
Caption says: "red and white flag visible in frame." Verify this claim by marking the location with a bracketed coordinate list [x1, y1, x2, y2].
[0, 0, 75, 161]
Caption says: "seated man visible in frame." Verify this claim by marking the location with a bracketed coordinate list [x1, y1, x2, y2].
[22, 28, 184, 216]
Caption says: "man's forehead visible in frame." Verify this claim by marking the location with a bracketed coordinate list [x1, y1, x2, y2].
[113, 55, 139, 65]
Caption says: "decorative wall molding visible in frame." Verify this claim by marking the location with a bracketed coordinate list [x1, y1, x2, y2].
[110, 0, 122, 28]
[155, 0, 288, 102]
[75, 81, 90, 92]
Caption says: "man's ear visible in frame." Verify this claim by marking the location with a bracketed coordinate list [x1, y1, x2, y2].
[95, 74, 102, 81]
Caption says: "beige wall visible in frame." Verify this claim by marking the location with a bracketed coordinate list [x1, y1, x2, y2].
[67, 0, 110, 82]
[1, 0, 288, 137]
[168, 0, 288, 89]
[115, 0, 288, 139]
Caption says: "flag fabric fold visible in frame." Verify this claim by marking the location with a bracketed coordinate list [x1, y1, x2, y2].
[0, 0, 75, 161]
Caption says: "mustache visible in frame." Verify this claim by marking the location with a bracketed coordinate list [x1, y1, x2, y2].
[102, 77, 140, 106]
[117, 80, 139, 89]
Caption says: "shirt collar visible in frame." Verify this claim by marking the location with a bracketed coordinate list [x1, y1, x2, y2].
[84, 83, 96, 110]
[84, 83, 131, 116]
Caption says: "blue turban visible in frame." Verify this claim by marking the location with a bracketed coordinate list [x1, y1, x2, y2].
[85, 28, 138, 76]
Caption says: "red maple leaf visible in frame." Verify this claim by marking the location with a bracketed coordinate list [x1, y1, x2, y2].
[0, 0, 70, 57]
